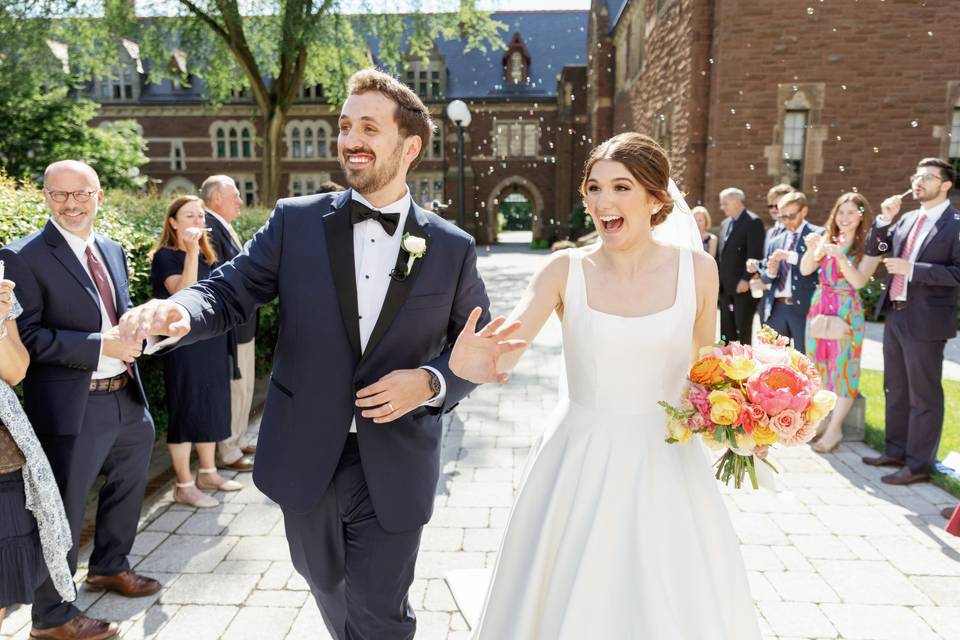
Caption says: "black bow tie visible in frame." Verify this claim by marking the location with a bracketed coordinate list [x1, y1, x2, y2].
[350, 200, 400, 236]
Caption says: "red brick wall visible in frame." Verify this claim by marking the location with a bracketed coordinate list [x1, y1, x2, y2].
[597, 0, 960, 226]
[704, 0, 959, 224]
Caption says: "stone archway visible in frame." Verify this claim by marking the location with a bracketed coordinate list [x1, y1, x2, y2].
[486, 176, 545, 243]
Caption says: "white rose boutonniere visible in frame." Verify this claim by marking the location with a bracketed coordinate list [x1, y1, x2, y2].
[399, 232, 427, 278]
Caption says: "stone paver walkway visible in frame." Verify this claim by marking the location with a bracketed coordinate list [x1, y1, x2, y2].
[3, 242, 960, 640]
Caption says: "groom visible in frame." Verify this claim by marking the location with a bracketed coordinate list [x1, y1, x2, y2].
[120, 69, 490, 639]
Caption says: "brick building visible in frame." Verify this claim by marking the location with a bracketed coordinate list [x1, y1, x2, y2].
[589, 0, 960, 223]
[92, 10, 592, 244]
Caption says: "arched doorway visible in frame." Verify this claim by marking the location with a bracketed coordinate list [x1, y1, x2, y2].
[499, 192, 532, 231]
[486, 176, 544, 244]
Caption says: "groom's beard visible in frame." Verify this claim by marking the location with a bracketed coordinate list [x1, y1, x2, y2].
[340, 141, 404, 196]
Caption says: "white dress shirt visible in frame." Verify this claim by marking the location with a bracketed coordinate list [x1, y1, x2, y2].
[349, 189, 446, 432]
[770, 230, 801, 298]
[49, 219, 128, 380]
[880, 200, 949, 301]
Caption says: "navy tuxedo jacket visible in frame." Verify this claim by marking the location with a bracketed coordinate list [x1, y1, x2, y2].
[172, 190, 490, 532]
[759, 221, 824, 321]
[205, 210, 257, 344]
[0, 221, 149, 436]
[865, 204, 960, 341]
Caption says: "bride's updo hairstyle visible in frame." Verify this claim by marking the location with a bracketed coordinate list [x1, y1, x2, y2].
[580, 132, 674, 226]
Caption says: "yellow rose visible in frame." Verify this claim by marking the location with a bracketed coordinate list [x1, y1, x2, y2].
[708, 390, 740, 425]
[700, 430, 725, 449]
[719, 357, 756, 381]
[751, 423, 779, 446]
[666, 418, 692, 444]
[806, 389, 838, 425]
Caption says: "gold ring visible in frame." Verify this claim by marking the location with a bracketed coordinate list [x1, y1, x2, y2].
[387, 403, 395, 413]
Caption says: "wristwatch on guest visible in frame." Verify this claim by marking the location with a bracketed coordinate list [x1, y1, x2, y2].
[424, 368, 442, 400]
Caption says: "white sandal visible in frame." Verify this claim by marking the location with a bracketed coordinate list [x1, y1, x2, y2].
[174, 481, 219, 508]
[196, 468, 244, 492]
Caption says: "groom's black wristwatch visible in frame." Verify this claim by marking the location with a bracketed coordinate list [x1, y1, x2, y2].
[424, 368, 442, 400]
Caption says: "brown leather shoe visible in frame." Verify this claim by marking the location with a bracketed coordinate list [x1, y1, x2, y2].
[881, 467, 929, 485]
[862, 454, 906, 467]
[85, 570, 161, 597]
[219, 455, 254, 472]
[241, 444, 257, 455]
[30, 614, 119, 640]
[944, 506, 957, 519]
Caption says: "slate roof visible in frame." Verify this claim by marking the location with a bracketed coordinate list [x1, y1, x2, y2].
[125, 10, 589, 104]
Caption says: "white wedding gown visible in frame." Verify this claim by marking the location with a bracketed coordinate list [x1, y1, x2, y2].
[472, 248, 762, 639]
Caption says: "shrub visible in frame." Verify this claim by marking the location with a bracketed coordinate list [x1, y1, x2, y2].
[0, 176, 275, 432]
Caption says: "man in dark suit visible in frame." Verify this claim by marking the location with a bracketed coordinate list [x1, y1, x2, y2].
[200, 175, 257, 472]
[759, 190, 823, 350]
[121, 70, 490, 640]
[861, 157, 960, 485]
[717, 187, 765, 344]
[1, 161, 160, 640]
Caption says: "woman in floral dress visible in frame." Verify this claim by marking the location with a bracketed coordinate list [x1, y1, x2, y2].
[801, 193, 882, 453]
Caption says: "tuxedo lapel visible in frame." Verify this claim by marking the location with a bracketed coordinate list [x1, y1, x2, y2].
[362, 203, 431, 362]
[322, 191, 362, 359]
[42, 222, 100, 315]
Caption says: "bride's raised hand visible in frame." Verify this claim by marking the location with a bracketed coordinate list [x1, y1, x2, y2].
[450, 307, 527, 384]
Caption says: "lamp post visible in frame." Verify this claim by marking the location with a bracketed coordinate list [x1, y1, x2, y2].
[446, 99, 472, 231]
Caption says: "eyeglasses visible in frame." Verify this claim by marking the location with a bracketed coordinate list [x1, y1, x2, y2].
[767, 204, 779, 210]
[909, 174, 944, 184]
[44, 189, 99, 203]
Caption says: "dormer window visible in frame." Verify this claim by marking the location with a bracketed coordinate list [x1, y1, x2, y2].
[502, 33, 531, 85]
[509, 52, 523, 84]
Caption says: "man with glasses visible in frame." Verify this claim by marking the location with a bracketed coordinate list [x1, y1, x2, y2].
[862, 158, 960, 486]
[0, 160, 159, 640]
[758, 190, 822, 351]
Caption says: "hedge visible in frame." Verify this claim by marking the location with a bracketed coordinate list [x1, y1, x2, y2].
[0, 176, 275, 433]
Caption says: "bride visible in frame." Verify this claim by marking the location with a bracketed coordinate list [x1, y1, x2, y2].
[450, 133, 762, 639]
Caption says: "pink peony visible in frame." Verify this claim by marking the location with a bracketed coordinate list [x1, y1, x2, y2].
[778, 417, 818, 445]
[768, 409, 804, 440]
[745, 365, 815, 416]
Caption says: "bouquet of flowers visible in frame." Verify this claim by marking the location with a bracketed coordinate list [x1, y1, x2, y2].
[659, 326, 837, 489]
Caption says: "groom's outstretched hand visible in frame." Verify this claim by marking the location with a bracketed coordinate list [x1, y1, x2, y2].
[449, 307, 527, 385]
[119, 299, 191, 342]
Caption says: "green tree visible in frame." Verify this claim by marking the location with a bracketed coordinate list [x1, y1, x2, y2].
[5, 0, 504, 204]
[0, 77, 148, 189]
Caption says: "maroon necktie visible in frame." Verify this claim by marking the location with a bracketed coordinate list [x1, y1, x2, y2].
[85, 246, 118, 325]
[86, 246, 133, 378]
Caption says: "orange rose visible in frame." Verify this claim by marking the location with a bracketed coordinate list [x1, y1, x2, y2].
[690, 356, 725, 386]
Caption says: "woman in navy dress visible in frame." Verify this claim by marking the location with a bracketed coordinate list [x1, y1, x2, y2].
[150, 196, 237, 508]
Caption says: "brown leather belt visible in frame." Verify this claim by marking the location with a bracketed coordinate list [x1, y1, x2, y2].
[774, 296, 795, 305]
[90, 373, 129, 393]
[890, 301, 907, 311]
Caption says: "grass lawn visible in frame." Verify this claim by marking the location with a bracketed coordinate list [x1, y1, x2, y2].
[859, 368, 960, 498]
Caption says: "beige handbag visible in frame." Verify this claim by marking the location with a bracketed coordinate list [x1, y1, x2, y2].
[809, 314, 851, 341]
[0, 423, 25, 474]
